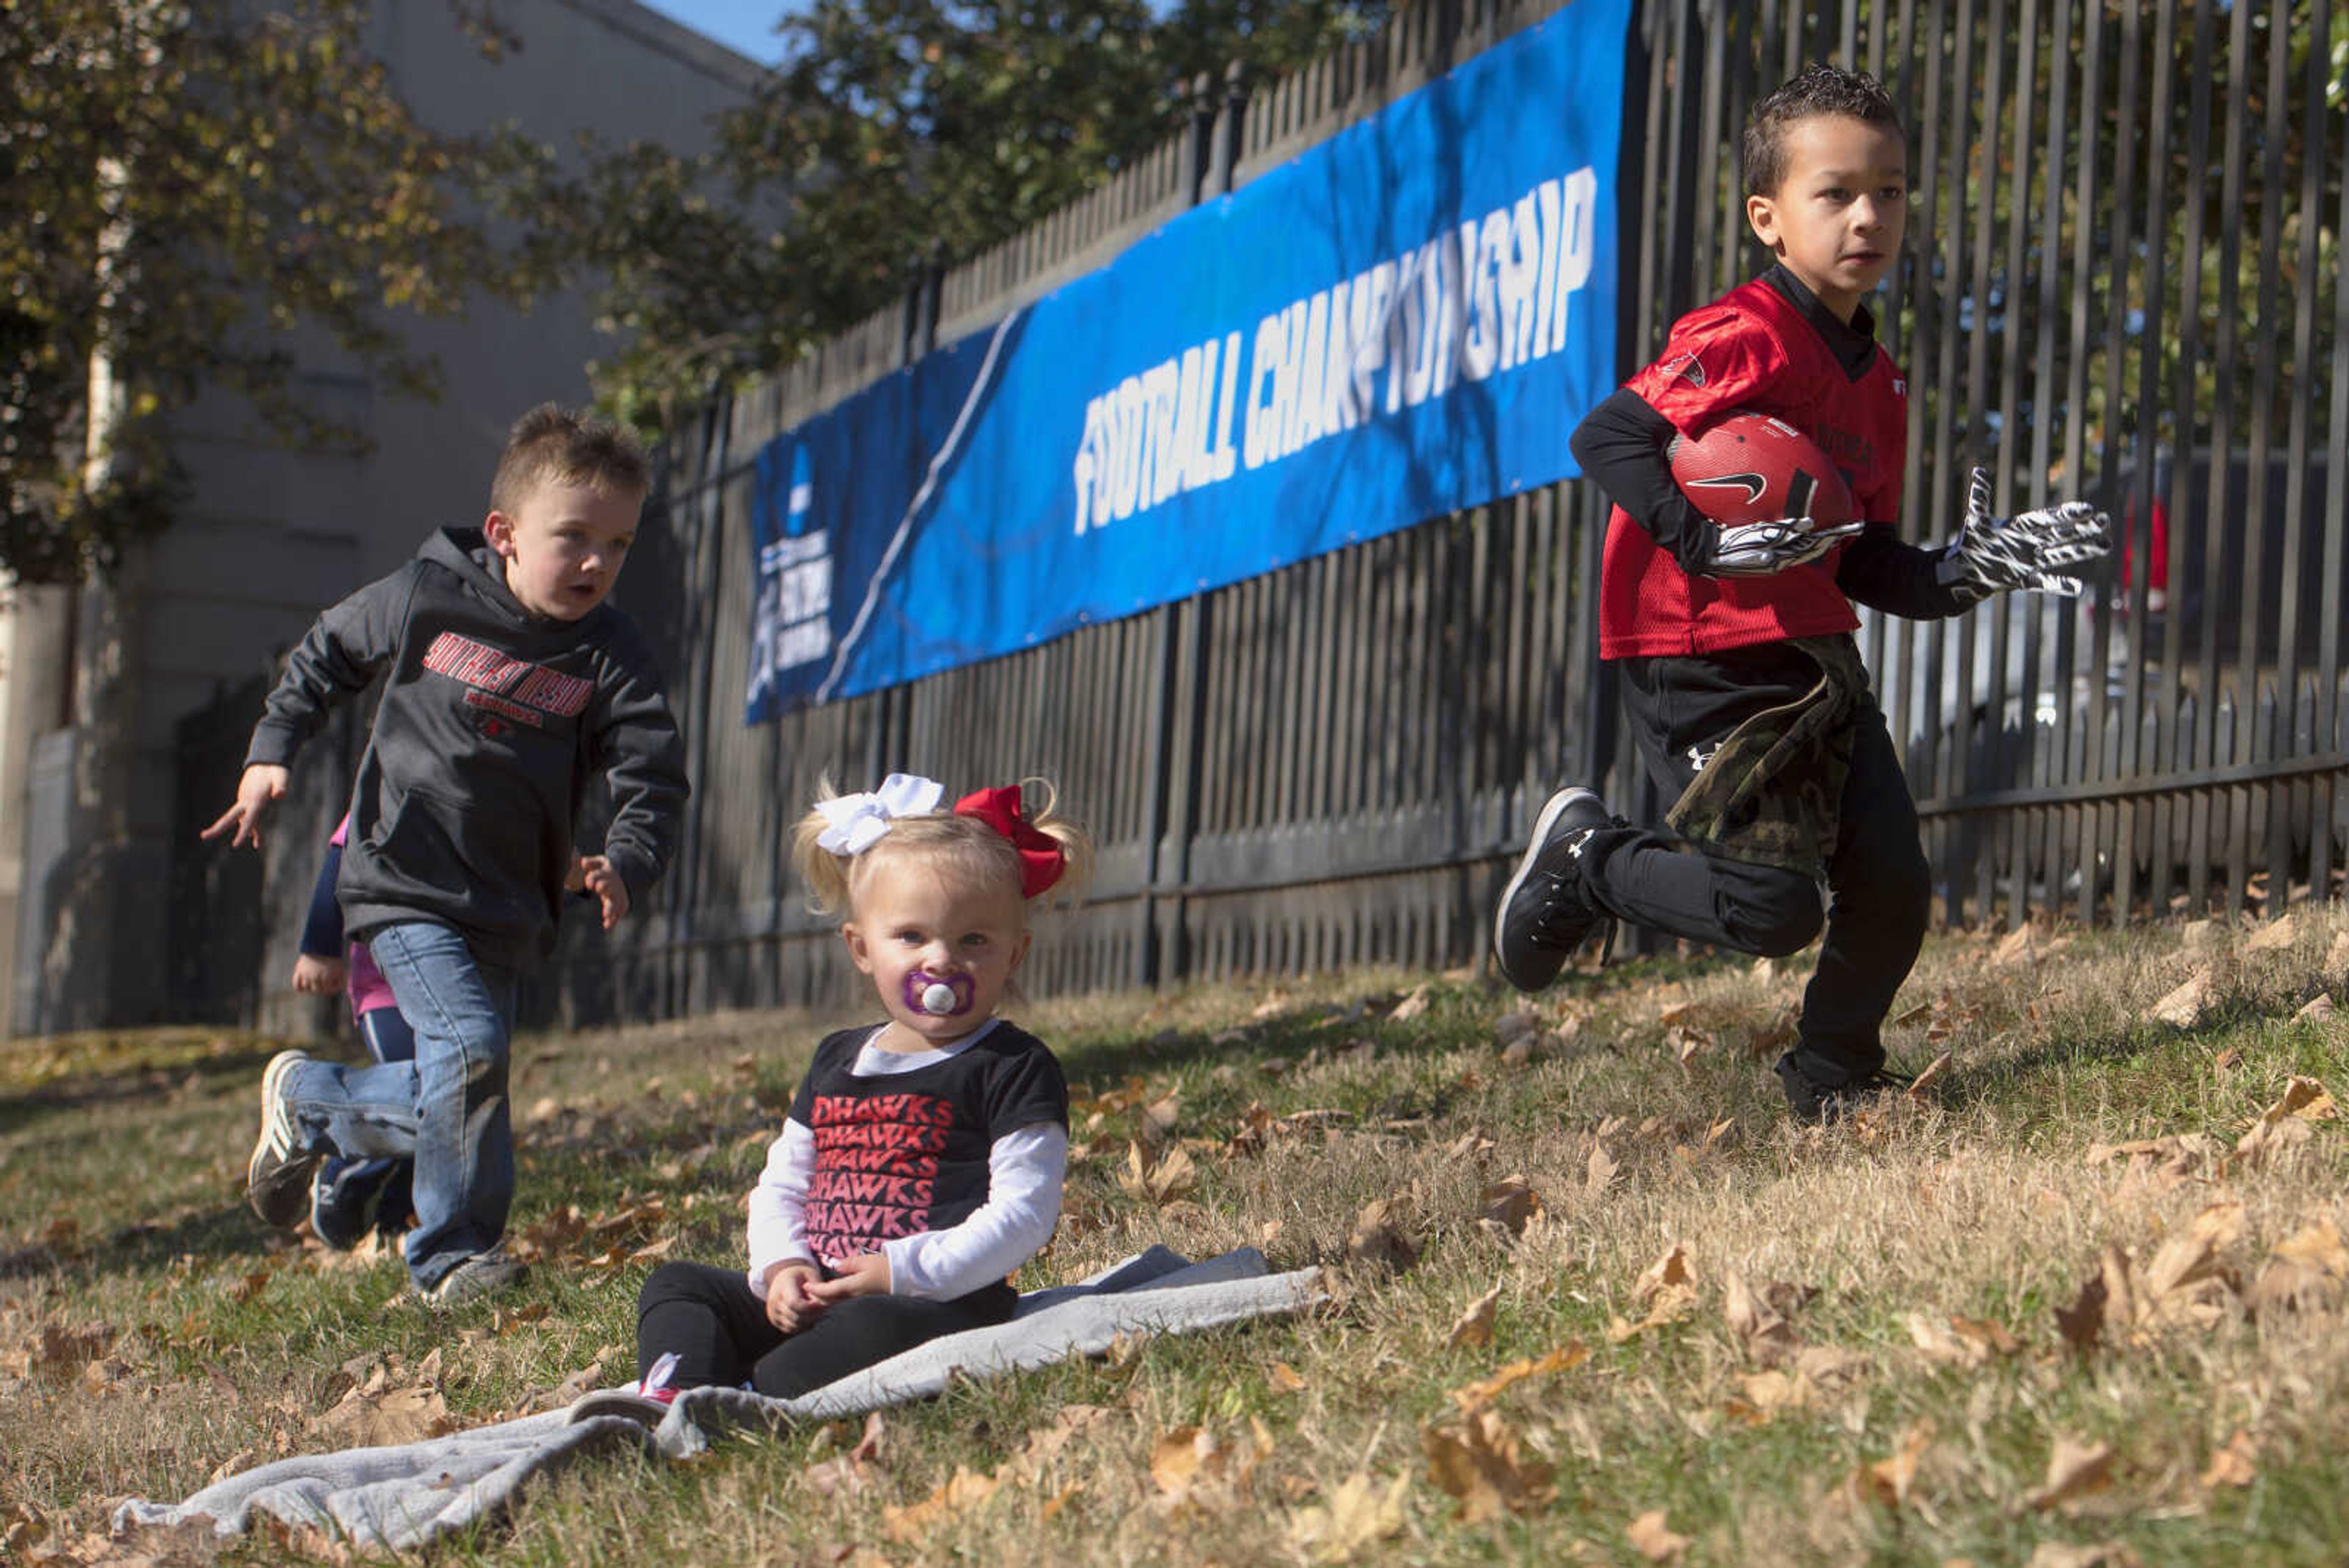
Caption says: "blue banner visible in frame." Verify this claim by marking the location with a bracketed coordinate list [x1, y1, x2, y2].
[748, 0, 1628, 719]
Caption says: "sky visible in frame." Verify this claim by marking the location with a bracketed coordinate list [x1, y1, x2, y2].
[639, 0, 791, 65]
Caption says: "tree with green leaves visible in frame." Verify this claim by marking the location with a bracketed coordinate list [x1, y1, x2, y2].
[525, 0, 1386, 426]
[0, 0, 540, 585]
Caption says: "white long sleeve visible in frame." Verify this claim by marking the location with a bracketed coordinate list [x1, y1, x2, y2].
[744, 1118, 817, 1296]
[881, 1122, 1067, 1300]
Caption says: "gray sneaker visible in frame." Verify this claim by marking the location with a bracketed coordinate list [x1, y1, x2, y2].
[245, 1049, 319, 1228]
[421, 1249, 527, 1309]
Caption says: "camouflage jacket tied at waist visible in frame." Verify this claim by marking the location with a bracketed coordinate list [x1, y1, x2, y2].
[1662, 635, 1869, 879]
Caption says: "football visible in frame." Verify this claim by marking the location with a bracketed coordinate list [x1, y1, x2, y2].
[1666, 411, 1856, 528]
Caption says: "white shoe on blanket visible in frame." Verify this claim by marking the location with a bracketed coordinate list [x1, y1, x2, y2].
[565, 1388, 675, 1427]
[566, 1351, 680, 1427]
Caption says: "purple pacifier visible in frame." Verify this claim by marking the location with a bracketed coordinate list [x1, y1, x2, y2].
[905, 970, 974, 1017]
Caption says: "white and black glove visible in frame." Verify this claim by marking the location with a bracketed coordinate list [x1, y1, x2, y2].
[1703, 516, 1867, 578]
[1937, 468, 2111, 604]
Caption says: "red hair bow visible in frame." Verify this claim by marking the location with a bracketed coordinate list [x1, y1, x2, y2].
[953, 786, 1065, 898]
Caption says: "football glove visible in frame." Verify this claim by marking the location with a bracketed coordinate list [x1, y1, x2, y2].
[1703, 516, 1867, 578]
[1937, 468, 2112, 603]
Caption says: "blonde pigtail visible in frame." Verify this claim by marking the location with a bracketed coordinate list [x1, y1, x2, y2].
[790, 777, 856, 914]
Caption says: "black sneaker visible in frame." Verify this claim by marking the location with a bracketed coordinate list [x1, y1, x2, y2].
[245, 1049, 320, 1228]
[1492, 787, 1616, 992]
[1774, 1053, 1914, 1125]
[309, 1156, 396, 1251]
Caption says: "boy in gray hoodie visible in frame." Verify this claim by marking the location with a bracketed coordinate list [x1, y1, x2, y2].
[206, 404, 689, 1306]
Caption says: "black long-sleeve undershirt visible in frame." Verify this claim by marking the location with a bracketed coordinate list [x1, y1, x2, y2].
[1570, 385, 1967, 621]
[300, 839, 346, 959]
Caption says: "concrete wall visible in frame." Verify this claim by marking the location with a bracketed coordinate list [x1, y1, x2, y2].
[0, 0, 767, 1035]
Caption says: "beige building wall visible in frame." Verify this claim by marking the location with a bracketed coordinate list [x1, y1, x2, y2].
[0, 0, 766, 1033]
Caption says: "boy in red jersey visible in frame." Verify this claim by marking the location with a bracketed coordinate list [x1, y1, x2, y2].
[1493, 66, 2109, 1123]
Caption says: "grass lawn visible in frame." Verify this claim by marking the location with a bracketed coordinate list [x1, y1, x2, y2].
[4, 907, 2347, 1566]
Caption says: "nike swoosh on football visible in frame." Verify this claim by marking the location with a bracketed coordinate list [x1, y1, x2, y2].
[1686, 472, 1768, 505]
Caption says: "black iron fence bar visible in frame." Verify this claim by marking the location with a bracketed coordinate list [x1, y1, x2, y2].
[1915, 753, 2349, 819]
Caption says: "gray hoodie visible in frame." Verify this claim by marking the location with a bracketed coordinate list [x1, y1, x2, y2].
[245, 527, 688, 968]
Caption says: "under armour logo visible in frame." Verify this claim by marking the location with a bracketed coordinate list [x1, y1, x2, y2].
[1688, 743, 1721, 773]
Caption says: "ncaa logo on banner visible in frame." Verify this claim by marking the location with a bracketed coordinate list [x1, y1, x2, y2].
[749, 444, 834, 714]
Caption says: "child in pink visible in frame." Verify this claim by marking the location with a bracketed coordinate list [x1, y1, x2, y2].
[289, 816, 415, 1249]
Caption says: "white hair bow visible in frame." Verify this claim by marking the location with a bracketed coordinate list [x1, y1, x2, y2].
[814, 773, 945, 855]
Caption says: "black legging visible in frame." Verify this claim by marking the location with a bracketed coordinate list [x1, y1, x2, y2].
[637, 1260, 1017, 1400]
[1582, 643, 1933, 1086]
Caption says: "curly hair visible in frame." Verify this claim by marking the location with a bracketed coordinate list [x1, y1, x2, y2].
[1742, 65, 1904, 199]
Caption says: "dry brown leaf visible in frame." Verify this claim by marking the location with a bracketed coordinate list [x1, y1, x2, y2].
[2025, 1544, 2143, 1568]
[2151, 969, 2213, 1027]
[2054, 1253, 2109, 1354]
[1270, 1361, 1308, 1394]
[1422, 1406, 1554, 1522]
[1346, 1200, 1420, 1275]
[1607, 1286, 1696, 1344]
[2085, 1134, 2221, 1187]
[1449, 1342, 1589, 1410]
[1734, 1369, 1814, 1415]
[310, 1380, 451, 1447]
[882, 1465, 1000, 1541]
[2076, 1201, 2241, 1339]
[2243, 913, 2297, 953]
[1585, 1141, 1620, 1200]
[2295, 993, 2336, 1024]
[1445, 1280, 1504, 1350]
[1477, 1175, 1543, 1235]
[1120, 1142, 1200, 1205]
[1723, 1269, 1799, 1367]
[1634, 1243, 1694, 1304]
[2199, 1427, 2258, 1489]
[1389, 984, 1432, 1024]
[1626, 1508, 1691, 1561]
[1001, 1404, 1119, 1485]
[1150, 1425, 1223, 1499]
[1905, 1312, 2019, 1369]
[2328, 931, 2349, 975]
[1285, 1470, 1408, 1563]
[2244, 1219, 2349, 1317]
[2023, 1436, 2115, 1512]
[1994, 924, 2039, 967]
[1853, 1419, 1934, 1509]
[1907, 1050, 1953, 1099]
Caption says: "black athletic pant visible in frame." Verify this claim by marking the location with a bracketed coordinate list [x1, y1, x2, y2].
[637, 1260, 1017, 1400]
[1579, 640, 1932, 1085]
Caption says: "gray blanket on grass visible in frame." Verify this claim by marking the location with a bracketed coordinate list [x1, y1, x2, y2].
[113, 1247, 1319, 1554]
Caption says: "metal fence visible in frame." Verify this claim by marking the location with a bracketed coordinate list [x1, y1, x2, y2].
[174, 0, 2348, 1028]
[550, 0, 2349, 1025]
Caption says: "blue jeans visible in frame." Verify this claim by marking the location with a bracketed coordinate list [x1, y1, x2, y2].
[312, 1006, 418, 1241]
[281, 921, 518, 1290]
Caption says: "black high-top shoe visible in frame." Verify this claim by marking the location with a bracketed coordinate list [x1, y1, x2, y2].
[1491, 787, 1616, 992]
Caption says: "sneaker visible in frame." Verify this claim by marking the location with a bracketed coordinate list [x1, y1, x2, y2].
[309, 1156, 396, 1251]
[421, 1249, 527, 1309]
[1492, 787, 1617, 992]
[1774, 1053, 1915, 1125]
[245, 1050, 319, 1228]
[566, 1353, 682, 1427]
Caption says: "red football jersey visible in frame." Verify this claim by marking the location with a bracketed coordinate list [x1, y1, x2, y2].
[1598, 278, 1908, 660]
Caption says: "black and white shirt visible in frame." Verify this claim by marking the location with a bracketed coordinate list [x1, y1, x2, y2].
[746, 1019, 1069, 1302]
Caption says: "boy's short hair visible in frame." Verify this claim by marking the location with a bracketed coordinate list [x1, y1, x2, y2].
[490, 403, 651, 514]
[1742, 65, 1904, 199]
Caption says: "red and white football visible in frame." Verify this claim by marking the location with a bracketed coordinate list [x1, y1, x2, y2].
[1666, 411, 1856, 528]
